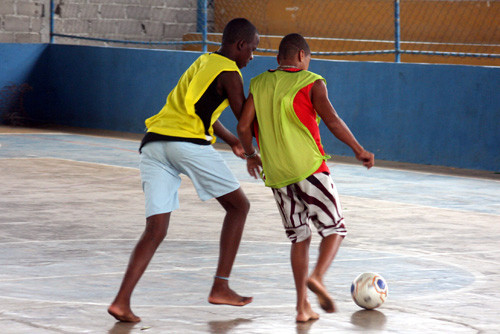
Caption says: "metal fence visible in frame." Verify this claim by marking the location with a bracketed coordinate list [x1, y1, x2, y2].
[49, 0, 500, 65]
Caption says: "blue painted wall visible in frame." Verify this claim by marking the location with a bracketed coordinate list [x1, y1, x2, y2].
[309, 61, 500, 170]
[1, 43, 498, 171]
[0, 43, 47, 87]
[0, 44, 48, 123]
[24, 44, 202, 133]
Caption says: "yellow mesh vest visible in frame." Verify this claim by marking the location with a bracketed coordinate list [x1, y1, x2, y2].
[250, 70, 330, 188]
[145, 53, 242, 144]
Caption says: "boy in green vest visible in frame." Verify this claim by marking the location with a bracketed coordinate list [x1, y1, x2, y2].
[108, 18, 259, 322]
[237, 33, 374, 322]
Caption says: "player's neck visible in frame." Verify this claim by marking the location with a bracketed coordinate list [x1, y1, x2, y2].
[215, 47, 234, 61]
[277, 63, 305, 71]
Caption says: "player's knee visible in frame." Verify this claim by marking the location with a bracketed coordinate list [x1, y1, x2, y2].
[145, 214, 169, 241]
[218, 189, 250, 214]
[144, 225, 167, 242]
[225, 196, 250, 215]
[240, 196, 250, 214]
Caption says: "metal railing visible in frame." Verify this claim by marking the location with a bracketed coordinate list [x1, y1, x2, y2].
[49, 0, 500, 63]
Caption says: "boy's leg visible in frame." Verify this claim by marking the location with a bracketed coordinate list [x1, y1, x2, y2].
[307, 233, 343, 313]
[271, 184, 320, 320]
[291, 237, 320, 322]
[108, 212, 170, 322]
[208, 187, 253, 306]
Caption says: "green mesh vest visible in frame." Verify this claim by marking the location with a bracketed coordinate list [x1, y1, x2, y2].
[250, 70, 330, 188]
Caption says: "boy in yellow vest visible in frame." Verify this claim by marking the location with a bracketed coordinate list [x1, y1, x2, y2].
[108, 18, 259, 322]
[237, 33, 374, 322]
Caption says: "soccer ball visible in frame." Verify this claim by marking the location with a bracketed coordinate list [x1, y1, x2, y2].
[351, 272, 388, 310]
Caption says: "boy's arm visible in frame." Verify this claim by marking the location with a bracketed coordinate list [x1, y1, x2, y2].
[219, 71, 246, 120]
[212, 71, 246, 158]
[213, 120, 245, 159]
[311, 79, 374, 169]
[237, 94, 262, 179]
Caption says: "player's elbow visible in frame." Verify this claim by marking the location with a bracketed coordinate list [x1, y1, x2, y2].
[325, 118, 343, 132]
[236, 122, 250, 138]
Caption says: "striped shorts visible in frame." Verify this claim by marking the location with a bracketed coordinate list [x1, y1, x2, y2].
[272, 172, 346, 243]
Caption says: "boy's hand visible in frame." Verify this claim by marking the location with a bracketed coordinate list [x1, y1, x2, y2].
[356, 150, 375, 169]
[230, 141, 246, 159]
[246, 155, 262, 179]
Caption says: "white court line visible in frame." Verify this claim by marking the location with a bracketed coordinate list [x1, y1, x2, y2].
[0, 238, 139, 245]
[0, 248, 492, 308]
[0, 156, 140, 171]
[1, 236, 499, 259]
[0, 266, 233, 283]
[3, 132, 498, 183]
[0, 238, 289, 246]
[341, 194, 500, 216]
[0, 263, 293, 283]
[3, 147, 499, 216]
[343, 205, 430, 212]
[1, 243, 497, 283]
[328, 163, 500, 183]
[0, 295, 297, 309]
[0, 132, 66, 135]
[0, 132, 140, 143]
[347, 245, 500, 258]
[2, 236, 500, 262]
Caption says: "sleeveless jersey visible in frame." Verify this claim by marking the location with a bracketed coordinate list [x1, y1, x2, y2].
[144, 53, 241, 144]
[250, 69, 330, 188]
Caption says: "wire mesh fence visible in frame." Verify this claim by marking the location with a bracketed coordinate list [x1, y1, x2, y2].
[49, 0, 500, 66]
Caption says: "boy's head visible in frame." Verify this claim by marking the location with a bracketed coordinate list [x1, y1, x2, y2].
[278, 33, 311, 70]
[220, 18, 259, 69]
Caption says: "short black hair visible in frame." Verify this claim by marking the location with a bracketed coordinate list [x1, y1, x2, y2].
[278, 33, 311, 60]
[222, 18, 258, 45]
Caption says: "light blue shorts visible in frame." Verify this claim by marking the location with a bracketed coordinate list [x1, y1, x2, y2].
[140, 141, 240, 218]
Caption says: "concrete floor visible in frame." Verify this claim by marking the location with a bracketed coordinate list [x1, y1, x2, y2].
[0, 126, 499, 333]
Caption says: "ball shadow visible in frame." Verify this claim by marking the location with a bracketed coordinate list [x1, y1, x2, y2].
[350, 309, 387, 329]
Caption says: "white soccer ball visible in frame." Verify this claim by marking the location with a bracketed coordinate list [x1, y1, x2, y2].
[351, 272, 388, 310]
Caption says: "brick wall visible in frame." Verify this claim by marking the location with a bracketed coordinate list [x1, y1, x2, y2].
[0, 0, 202, 48]
[0, 1, 50, 43]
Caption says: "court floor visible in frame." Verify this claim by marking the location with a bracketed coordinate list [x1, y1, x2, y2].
[1, 126, 499, 333]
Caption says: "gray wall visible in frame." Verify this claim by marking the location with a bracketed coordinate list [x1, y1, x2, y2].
[0, 1, 50, 43]
[1, 43, 499, 172]
[0, 0, 199, 46]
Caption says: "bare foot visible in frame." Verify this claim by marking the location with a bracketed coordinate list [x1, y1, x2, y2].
[296, 302, 320, 323]
[208, 284, 253, 306]
[307, 277, 335, 313]
[108, 304, 141, 322]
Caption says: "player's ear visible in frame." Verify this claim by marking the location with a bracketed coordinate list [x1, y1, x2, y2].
[298, 49, 306, 62]
[236, 39, 246, 51]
